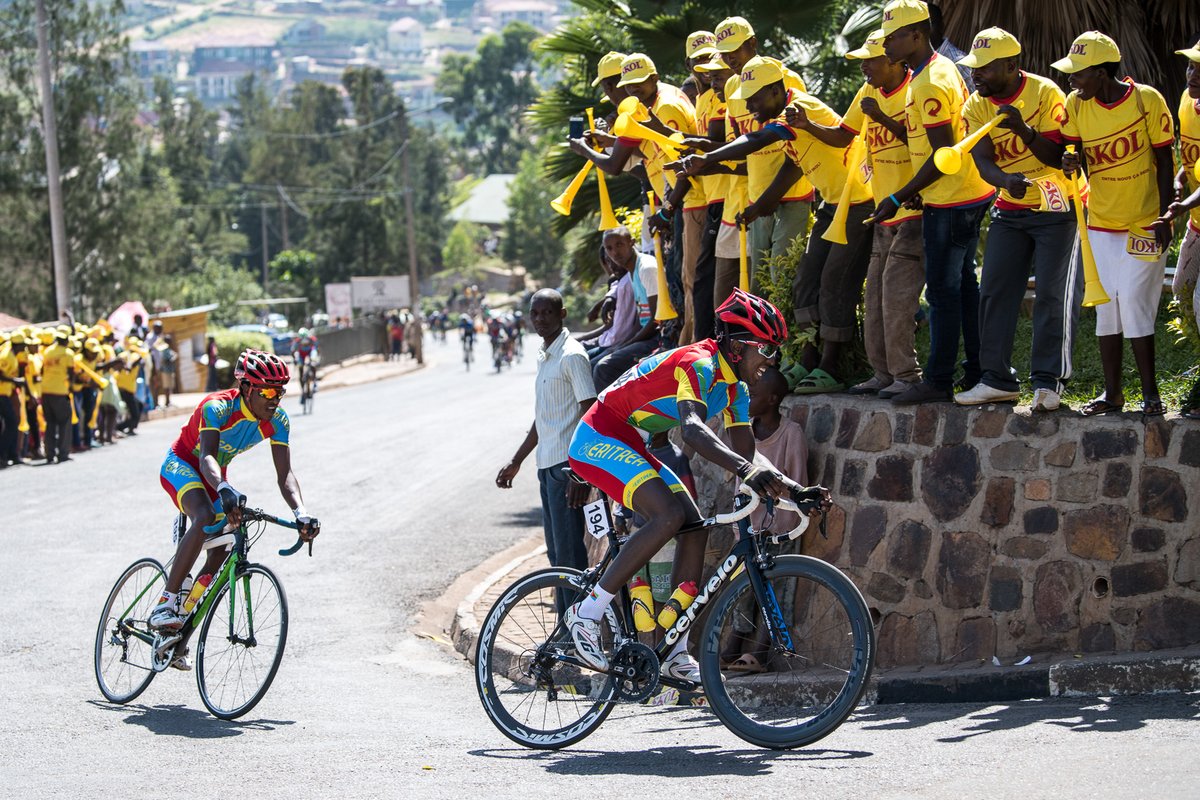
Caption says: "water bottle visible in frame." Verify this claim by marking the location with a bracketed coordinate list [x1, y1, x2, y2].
[182, 573, 213, 614]
[656, 581, 698, 629]
[629, 577, 655, 632]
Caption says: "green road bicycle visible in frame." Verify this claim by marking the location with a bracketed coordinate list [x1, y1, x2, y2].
[475, 485, 875, 750]
[94, 507, 315, 719]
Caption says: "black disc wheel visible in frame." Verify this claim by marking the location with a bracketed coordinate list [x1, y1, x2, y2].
[94, 558, 167, 704]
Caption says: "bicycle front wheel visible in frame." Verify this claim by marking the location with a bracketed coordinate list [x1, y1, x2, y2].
[699, 555, 875, 749]
[475, 568, 616, 749]
[196, 564, 289, 719]
[95, 558, 166, 704]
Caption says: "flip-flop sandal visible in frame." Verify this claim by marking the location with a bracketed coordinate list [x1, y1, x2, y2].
[722, 653, 766, 674]
[1141, 398, 1166, 417]
[793, 368, 846, 395]
[780, 361, 809, 390]
[1080, 396, 1124, 416]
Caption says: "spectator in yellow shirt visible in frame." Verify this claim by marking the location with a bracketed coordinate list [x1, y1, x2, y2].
[0, 333, 30, 467]
[40, 326, 76, 464]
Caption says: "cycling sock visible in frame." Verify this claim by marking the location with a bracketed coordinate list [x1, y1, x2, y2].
[666, 633, 691, 660]
[577, 586, 614, 621]
[156, 591, 179, 610]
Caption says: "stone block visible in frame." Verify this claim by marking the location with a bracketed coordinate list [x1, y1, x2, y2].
[807, 405, 835, 443]
[1056, 470, 1098, 503]
[887, 519, 932, 579]
[877, 610, 940, 668]
[1002, 536, 1049, 560]
[988, 565, 1023, 611]
[943, 407, 969, 445]
[1111, 560, 1168, 597]
[867, 454, 914, 502]
[1063, 505, 1129, 560]
[849, 505, 887, 567]
[1044, 441, 1077, 467]
[1134, 598, 1200, 650]
[1081, 428, 1138, 461]
[954, 617, 996, 662]
[1007, 412, 1059, 437]
[981, 477, 1015, 528]
[1023, 506, 1059, 534]
[789, 403, 810, 428]
[1033, 560, 1081, 633]
[1138, 466, 1188, 523]
[894, 412, 913, 444]
[1181, 430, 1200, 468]
[1080, 623, 1116, 653]
[1144, 419, 1171, 459]
[868, 572, 906, 604]
[1024, 478, 1051, 501]
[835, 408, 861, 449]
[802, 504, 845, 563]
[936, 530, 990, 609]
[1131, 527, 1165, 553]
[1111, 607, 1137, 626]
[852, 412, 892, 452]
[1175, 538, 1200, 588]
[989, 441, 1040, 472]
[971, 409, 1007, 439]
[1102, 462, 1132, 498]
[913, 405, 938, 446]
[921, 444, 982, 522]
[840, 459, 866, 497]
[818, 453, 837, 487]
[913, 579, 933, 599]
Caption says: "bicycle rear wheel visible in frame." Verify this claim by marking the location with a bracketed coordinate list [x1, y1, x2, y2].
[699, 555, 875, 749]
[475, 568, 616, 749]
[95, 558, 166, 704]
[196, 564, 288, 719]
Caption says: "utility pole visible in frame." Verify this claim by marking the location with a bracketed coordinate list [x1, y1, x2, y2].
[402, 140, 419, 309]
[278, 185, 290, 250]
[35, 0, 70, 316]
[261, 204, 270, 287]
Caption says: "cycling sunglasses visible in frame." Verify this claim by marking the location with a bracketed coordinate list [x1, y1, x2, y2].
[255, 386, 286, 400]
[745, 341, 779, 360]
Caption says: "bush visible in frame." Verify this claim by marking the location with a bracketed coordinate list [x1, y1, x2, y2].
[210, 328, 272, 388]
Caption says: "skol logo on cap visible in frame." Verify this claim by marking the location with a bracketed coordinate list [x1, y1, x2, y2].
[714, 16, 754, 53]
[957, 27, 1021, 68]
[1051, 31, 1121, 74]
[687, 30, 718, 60]
[729, 56, 785, 100]
[616, 53, 657, 87]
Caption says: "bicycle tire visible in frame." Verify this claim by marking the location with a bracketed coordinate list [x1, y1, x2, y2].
[94, 558, 166, 704]
[699, 555, 875, 749]
[475, 568, 616, 749]
[196, 564, 289, 720]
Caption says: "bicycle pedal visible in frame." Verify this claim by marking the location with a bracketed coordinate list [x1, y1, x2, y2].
[154, 633, 182, 655]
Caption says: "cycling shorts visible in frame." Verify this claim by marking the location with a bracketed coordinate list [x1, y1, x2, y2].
[567, 402, 686, 508]
[159, 450, 228, 522]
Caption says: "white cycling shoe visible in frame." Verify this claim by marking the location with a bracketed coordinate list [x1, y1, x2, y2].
[170, 648, 192, 671]
[565, 602, 608, 671]
[662, 650, 702, 683]
[148, 601, 184, 631]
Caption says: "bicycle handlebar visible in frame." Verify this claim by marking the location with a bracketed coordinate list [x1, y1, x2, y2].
[201, 507, 318, 557]
[713, 484, 829, 541]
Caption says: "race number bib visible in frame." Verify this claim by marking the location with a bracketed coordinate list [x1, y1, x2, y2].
[1126, 228, 1162, 261]
[1035, 177, 1070, 213]
[583, 498, 613, 540]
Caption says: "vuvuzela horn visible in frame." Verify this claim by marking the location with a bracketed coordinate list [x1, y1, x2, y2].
[1064, 145, 1109, 307]
[550, 160, 594, 216]
[74, 356, 109, 390]
[933, 101, 1024, 175]
[738, 222, 750, 291]
[822, 135, 867, 245]
[611, 113, 685, 161]
[647, 192, 678, 321]
[588, 107, 619, 230]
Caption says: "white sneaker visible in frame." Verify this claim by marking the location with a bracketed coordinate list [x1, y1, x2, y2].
[148, 600, 184, 630]
[1032, 388, 1061, 412]
[565, 603, 608, 671]
[954, 383, 1020, 405]
[170, 648, 192, 671]
[662, 650, 701, 683]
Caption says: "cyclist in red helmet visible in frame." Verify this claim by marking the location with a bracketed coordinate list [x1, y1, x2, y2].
[149, 349, 319, 644]
[565, 288, 829, 679]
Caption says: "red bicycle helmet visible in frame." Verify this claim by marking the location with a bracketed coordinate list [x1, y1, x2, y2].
[235, 349, 291, 387]
[715, 288, 788, 345]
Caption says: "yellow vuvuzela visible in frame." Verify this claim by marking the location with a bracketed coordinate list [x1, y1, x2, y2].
[647, 192, 678, 321]
[933, 101, 1024, 175]
[822, 135, 867, 245]
[588, 107, 619, 230]
[1064, 145, 1109, 308]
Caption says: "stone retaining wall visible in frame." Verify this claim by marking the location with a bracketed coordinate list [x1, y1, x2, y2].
[690, 397, 1200, 669]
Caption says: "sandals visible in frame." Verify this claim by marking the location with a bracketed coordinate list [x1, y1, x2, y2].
[780, 361, 809, 391]
[721, 653, 766, 674]
[1141, 397, 1166, 417]
[793, 368, 846, 395]
[1080, 396, 1124, 417]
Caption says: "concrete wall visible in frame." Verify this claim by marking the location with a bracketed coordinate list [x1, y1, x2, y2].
[691, 396, 1200, 669]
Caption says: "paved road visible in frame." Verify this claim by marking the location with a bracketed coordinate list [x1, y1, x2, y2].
[2, 338, 1198, 798]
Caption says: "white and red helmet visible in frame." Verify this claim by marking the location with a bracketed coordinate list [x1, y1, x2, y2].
[235, 349, 290, 387]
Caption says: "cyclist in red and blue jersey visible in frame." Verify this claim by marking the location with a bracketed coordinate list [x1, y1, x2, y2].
[293, 328, 319, 368]
[566, 289, 829, 679]
[149, 350, 319, 634]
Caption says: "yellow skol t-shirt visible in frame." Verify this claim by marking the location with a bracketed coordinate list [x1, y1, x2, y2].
[694, 88, 726, 206]
[116, 350, 144, 394]
[841, 75, 921, 225]
[905, 51, 996, 208]
[0, 349, 18, 397]
[1061, 81, 1175, 231]
[1179, 91, 1200, 232]
[40, 343, 75, 396]
[725, 58, 814, 204]
[963, 71, 1070, 211]
[774, 90, 872, 206]
[617, 83, 700, 205]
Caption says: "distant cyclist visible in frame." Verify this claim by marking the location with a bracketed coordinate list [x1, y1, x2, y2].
[293, 328, 319, 370]
[565, 289, 829, 680]
[149, 350, 319, 653]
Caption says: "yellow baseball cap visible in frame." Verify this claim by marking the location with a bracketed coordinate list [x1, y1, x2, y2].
[846, 29, 886, 60]
[1051, 31, 1121, 74]
[714, 16, 754, 54]
[38, 329, 56, 345]
[591, 51, 626, 87]
[881, 0, 929, 36]
[730, 56, 785, 100]
[616, 53, 657, 88]
[686, 30, 718, 60]
[694, 55, 732, 73]
[958, 27, 1022, 68]
[10, 333, 26, 345]
[1175, 41, 1200, 63]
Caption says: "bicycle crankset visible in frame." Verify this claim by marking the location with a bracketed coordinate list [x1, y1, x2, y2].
[610, 641, 660, 702]
[151, 632, 181, 672]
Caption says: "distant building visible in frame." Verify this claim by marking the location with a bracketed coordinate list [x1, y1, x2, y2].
[387, 17, 423, 56]
[487, 0, 555, 30]
[283, 19, 327, 46]
[449, 173, 516, 232]
[131, 40, 175, 81]
[190, 34, 277, 102]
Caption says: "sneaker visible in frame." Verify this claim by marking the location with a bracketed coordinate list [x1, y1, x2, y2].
[877, 379, 914, 400]
[170, 648, 192, 671]
[847, 375, 891, 396]
[148, 601, 184, 630]
[662, 650, 701, 683]
[891, 381, 952, 405]
[955, 383, 1020, 406]
[565, 602, 608, 671]
[1032, 388, 1061, 412]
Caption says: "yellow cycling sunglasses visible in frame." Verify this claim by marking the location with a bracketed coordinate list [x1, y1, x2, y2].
[255, 386, 286, 400]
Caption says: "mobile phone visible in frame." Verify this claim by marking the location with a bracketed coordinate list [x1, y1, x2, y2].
[569, 116, 585, 140]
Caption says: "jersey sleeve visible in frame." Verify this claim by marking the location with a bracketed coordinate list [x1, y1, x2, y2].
[1038, 82, 1068, 143]
[913, 75, 955, 129]
[673, 359, 710, 415]
[270, 409, 291, 446]
[656, 98, 697, 136]
[722, 381, 751, 427]
[200, 397, 229, 432]
[840, 83, 869, 135]
[962, 93, 986, 135]
[1142, 86, 1175, 148]
[1060, 94, 1081, 142]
